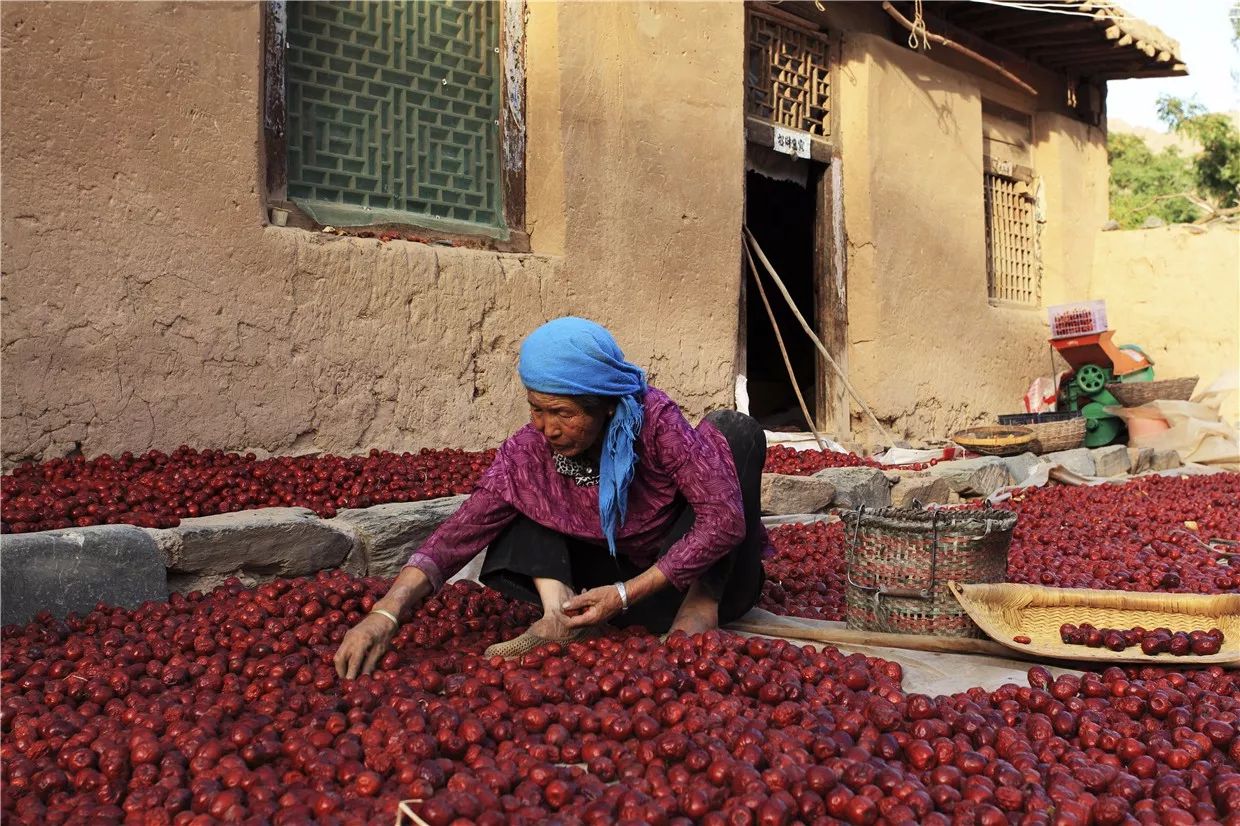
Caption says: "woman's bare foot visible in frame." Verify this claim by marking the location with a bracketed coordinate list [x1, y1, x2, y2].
[529, 577, 580, 639]
[668, 581, 720, 636]
[527, 610, 578, 640]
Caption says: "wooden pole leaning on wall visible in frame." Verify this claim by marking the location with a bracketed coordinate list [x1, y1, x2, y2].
[743, 227, 897, 447]
[881, 1, 1039, 98]
[743, 244, 828, 452]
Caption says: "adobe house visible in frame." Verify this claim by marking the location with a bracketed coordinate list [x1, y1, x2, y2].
[0, 1, 1185, 465]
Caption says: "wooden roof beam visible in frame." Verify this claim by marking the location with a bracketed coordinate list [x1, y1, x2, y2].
[897, 5, 1051, 90]
[1097, 64, 1187, 79]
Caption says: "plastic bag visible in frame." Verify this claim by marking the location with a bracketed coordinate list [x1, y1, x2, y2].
[872, 446, 967, 466]
[1023, 376, 1059, 414]
[1108, 395, 1239, 468]
[1192, 371, 1239, 428]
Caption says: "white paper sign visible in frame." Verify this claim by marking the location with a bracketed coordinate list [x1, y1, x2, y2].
[773, 126, 811, 159]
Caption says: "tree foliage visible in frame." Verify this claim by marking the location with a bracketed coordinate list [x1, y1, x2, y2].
[1107, 132, 1197, 228]
[1156, 95, 1240, 210]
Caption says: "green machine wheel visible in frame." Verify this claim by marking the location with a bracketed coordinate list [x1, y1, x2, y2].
[1074, 364, 1111, 395]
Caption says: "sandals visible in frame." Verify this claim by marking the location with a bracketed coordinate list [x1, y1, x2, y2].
[483, 625, 606, 659]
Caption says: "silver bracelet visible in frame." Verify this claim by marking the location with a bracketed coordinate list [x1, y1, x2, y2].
[613, 581, 629, 613]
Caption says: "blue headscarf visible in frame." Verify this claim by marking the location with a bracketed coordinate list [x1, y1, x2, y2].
[518, 318, 647, 556]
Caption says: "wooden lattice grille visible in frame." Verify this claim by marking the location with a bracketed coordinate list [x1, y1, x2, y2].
[984, 172, 1040, 306]
[746, 11, 832, 137]
[285, 1, 502, 231]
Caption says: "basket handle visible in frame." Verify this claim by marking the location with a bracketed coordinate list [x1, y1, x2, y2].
[845, 507, 940, 602]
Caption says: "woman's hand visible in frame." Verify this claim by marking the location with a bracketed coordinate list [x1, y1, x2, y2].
[333, 613, 398, 679]
[561, 585, 625, 628]
[333, 566, 432, 679]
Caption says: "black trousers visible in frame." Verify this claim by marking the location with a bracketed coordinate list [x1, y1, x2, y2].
[480, 409, 767, 633]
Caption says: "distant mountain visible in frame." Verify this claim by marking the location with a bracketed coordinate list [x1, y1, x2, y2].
[1108, 112, 1240, 155]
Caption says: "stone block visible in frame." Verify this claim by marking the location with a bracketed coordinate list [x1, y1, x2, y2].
[927, 458, 1012, 497]
[331, 495, 469, 578]
[1091, 445, 1131, 477]
[889, 473, 952, 508]
[810, 467, 890, 509]
[760, 474, 836, 516]
[1, 525, 168, 625]
[1043, 447, 1095, 477]
[1128, 447, 1155, 474]
[148, 507, 355, 585]
[1002, 452, 1048, 486]
[1150, 450, 1182, 471]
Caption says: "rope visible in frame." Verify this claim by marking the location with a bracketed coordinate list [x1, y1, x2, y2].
[743, 227, 897, 447]
[963, 0, 1113, 19]
[743, 243, 828, 452]
[882, 2, 1038, 97]
[908, 0, 931, 50]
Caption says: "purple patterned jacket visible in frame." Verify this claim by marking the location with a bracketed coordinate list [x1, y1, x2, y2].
[406, 388, 769, 591]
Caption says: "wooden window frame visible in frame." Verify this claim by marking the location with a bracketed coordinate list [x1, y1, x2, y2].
[744, 3, 838, 163]
[983, 157, 1041, 308]
[259, 0, 529, 252]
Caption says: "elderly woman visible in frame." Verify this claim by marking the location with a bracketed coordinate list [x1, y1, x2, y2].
[334, 318, 769, 678]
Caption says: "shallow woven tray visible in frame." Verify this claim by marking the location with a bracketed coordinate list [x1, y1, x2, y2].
[951, 426, 1036, 457]
[949, 582, 1240, 666]
[1107, 376, 1198, 407]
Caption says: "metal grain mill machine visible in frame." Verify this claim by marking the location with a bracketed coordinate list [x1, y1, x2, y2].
[1048, 301, 1154, 447]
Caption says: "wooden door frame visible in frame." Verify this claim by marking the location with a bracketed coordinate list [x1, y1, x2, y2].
[814, 158, 850, 438]
[741, 6, 850, 437]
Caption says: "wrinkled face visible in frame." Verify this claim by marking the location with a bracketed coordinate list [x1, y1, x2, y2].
[527, 391, 611, 457]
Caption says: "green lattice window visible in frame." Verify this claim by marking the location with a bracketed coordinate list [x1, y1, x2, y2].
[284, 1, 506, 236]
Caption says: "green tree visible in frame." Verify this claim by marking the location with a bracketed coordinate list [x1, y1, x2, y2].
[1107, 131, 1197, 228]
[1156, 95, 1240, 210]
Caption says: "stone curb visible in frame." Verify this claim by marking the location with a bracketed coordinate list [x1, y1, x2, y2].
[1, 496, 470, 608]
[0, 525, 168, 625]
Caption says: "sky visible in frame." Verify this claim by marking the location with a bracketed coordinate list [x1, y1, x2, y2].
[1106, 0, 1239, 130]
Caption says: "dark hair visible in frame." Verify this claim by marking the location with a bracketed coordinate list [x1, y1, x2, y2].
[572, 394, 615, 414]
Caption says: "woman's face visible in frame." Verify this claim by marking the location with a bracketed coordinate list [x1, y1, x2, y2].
[527, 391, 611, 457]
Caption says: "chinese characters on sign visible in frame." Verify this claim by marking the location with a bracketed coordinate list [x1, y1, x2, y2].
[773, 126, 811, 159]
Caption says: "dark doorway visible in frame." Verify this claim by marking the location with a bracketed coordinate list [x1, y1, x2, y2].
[744, 166, 818, 430]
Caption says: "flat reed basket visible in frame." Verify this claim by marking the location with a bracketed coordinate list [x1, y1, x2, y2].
[949, 582, 1240, 666]
[951, 426, 1036, 457]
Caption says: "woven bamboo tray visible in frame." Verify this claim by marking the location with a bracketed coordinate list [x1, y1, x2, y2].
[1107, 376, 1198, 407]
[951, 426, 1036, 457]
[949, 582, 1240, 666]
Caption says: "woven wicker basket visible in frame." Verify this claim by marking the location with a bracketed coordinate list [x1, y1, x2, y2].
[951, 426, 1036, 457]
[997, 413, 1086, 454]
[949, 582, 1240, 665]
[1031, 418, 1085, 454]
[842, 508, 1018, 638]
[1107, 376, 1198, 407]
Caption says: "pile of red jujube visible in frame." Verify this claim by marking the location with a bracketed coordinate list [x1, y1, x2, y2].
[2, 445, 898, 535]
[763, 446, 936, 476]
[1000, 474, 1239, 595]
[4, 572, 1240, 825]
[1059, 624, 1226, 657]
[759, 474, 1240, 621]
[0, 446, 496, 533]
[759, 521, 846, 622]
